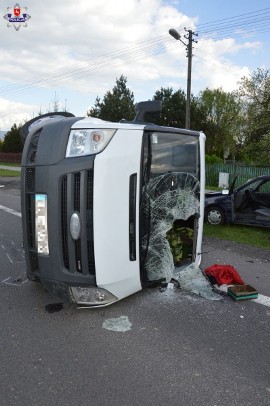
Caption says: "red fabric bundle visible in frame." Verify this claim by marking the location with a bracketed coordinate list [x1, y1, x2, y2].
[204, 264, 245, 286]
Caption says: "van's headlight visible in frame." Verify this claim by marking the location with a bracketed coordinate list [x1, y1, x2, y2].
[69, 286, 118, 306]
[66, 129, 116, 157]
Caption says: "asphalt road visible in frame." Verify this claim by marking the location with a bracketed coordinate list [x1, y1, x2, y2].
[1, 177, 270, 406]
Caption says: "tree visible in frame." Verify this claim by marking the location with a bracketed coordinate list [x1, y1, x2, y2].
[1, 123, 23, 153]
[88, 75, 136, 122]
[196, 88, 243, 159]
[242, 134, 270, 165]
[238, 68, 270, 164]
[151, 87, 186, 127]
[51, 92, 60, 112]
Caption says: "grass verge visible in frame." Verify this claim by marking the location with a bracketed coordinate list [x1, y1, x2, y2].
[205, 185, 222, 191]
[0, 169, 21, 177]
[204, 223, 270, 250]
[0, 161, 21, 167]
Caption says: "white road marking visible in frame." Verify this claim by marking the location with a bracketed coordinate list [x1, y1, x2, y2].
[0, 204, 21, 217]
[2, 277, 11, 283]
[1, 275, 28, 286]
[6, 253, 13, 263]
[253, 294, 270, 308]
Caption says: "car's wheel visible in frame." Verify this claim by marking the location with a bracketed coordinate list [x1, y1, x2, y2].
[205, 206, 225, 225]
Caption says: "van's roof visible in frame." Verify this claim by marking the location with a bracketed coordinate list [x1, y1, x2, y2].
[72, 116, 202, 136]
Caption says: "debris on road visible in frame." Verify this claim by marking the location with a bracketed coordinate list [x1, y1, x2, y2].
[227, 285, 258, 301]
[204, 264, 245, 286]
[203, 264, 259, 301]
[102, 316, 132, 332]
[174, 263, 222, 300]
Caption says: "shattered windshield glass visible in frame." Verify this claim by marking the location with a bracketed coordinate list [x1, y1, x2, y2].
[141, 172, 200, 282]
[140, 131, 201, 284]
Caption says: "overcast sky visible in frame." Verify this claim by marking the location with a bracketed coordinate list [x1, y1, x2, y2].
[0, 0, 269, 130]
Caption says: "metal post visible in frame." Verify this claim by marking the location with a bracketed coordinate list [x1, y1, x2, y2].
[186, 30, 192, 129]
[185, 30, 193, 130]
[169, 28, 197, 130]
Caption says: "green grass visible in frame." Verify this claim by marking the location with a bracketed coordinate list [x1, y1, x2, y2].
[0, 169, 21, 177]
[206, 185, 222, 191]
[0, 161, 21, 167]
[204, 223, 270, 250]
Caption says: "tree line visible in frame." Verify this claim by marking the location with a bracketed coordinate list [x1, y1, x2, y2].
[1, 68, 270, 165]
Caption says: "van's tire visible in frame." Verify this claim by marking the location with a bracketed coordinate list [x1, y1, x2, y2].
[205, 206, 225, 225]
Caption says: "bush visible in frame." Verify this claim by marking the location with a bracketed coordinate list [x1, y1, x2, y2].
[205, 154, 223, 164]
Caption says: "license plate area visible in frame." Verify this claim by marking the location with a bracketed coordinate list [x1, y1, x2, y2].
[35, 194, 49, 255]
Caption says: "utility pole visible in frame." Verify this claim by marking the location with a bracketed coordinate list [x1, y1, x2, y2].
[169, 28, 198, 129]
[185, 29, 193, 129]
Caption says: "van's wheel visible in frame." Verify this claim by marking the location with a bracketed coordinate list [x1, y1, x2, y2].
[205, 206, 225, 225]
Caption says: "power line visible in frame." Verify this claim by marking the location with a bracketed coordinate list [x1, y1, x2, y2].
[193, 51, 249, 78]
[190, 7, 270, 30]
[0, 7, 269, 98]
[185, 8, 270, 40]
[0, 39, 176, 97]
[199, 19, 270, 40]
[0, 36, 174, 94]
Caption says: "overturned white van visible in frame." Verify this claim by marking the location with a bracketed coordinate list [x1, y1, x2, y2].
[20, 102, 205, 307]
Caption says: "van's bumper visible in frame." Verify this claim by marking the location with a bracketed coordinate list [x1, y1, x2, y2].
[40, 279, 118, 307]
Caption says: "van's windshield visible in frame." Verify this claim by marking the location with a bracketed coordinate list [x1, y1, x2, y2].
[142, 131, 199, 183]
[140, 131, 201, 284]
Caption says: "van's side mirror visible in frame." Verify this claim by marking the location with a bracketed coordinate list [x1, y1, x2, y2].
[134, 100, 162, 122]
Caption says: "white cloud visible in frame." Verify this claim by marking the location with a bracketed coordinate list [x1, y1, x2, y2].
[0, 98, 36, 130]
[0, 0, 266, 129]
[198, 38, 261, 58]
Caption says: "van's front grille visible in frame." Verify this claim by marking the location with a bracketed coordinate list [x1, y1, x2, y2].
[26, 168, 35, 192]
[60, 170, 95, 275]
[26, 193, 35, 249]
[23, 166, 38, 273]
[61, 176, 69, 269]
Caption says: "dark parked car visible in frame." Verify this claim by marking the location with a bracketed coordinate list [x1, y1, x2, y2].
[205, 175, 270, 227]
